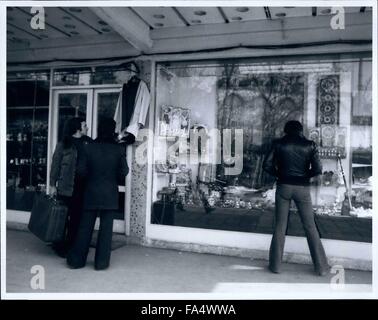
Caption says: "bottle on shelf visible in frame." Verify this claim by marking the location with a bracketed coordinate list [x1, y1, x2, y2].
[22, 122, 28, 142]
[341, 192, 351, 216]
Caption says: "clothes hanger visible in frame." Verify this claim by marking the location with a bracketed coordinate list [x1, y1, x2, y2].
[130, 74, 140, 82]
[118, 61, 140, 82]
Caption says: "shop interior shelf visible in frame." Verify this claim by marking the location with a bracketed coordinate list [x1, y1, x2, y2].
[152, 202, 372, 243]
[352, 163, 372, 168]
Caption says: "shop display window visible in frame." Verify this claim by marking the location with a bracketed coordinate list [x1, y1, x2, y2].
[7, 71, 50, 211]
[151, 55, 372, 242]
[53, 65, 140, 86]
[53, 67, 93, 86]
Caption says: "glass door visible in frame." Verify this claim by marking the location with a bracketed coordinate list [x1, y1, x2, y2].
[51, 89, 93, 149]
[49, 87, 126, 234]
[48, 89, 92, 189]
[92, 88, 121, 139]
[93, 88, 127, 232]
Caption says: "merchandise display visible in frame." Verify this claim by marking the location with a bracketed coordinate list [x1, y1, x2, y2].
[7, 114, 49, 211]
[7, 72, 50, 211]
[159, 105, 190, 137]
[151, 58, 372, 242]
[153, 112, 370, 219]
[5, 57, 372, 244]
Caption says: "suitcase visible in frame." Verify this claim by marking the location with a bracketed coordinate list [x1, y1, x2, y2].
[28, 194, 68, 242]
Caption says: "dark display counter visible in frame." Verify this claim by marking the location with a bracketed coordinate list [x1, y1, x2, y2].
[152, 202, 372, 243]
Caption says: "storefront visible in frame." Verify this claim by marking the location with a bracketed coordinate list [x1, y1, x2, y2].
[6, 6, 373, 270]
[6, 64, 151, 233]
[151, 54, 373, 234]
[146, 53, 372, 269]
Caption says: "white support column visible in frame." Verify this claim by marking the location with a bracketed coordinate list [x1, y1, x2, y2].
[90, 7, 153, 53]
[125, 145, 133, 236]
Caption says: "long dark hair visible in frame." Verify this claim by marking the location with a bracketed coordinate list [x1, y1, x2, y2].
[62, 117, 83, 149]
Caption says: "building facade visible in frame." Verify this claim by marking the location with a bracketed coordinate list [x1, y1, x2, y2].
[6, 6, 374, 270]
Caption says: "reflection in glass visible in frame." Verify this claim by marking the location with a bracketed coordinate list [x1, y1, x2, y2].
[6, 73, 50, 211]
[152, 56, 372, 243]
[96, 91, 125, 220]
[53, 66, 138, 86]
[57, 93, 87, 141]
[96, 92, 120, 135]
[53, 68, 92, 86]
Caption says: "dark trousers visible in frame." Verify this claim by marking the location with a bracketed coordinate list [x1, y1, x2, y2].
[54, 177, 86, 252]
[67, 209, 114, 269]
[269, 184, 329, 273]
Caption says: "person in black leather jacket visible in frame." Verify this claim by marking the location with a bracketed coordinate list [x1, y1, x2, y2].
[263, 120, 329, 276]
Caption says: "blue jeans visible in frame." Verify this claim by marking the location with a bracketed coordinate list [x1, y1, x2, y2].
[269, 184, 329, 273]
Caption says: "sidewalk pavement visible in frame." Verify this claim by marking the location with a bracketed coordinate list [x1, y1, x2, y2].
[5, 229, 372, 294]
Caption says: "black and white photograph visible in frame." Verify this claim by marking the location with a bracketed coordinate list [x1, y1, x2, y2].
[0, 0, 377, 304]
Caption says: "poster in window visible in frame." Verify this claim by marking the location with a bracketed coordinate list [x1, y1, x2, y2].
[159, 105, 190, 137]
[352, 60, 372, 125]
[309, 127, 321, 146]
[335, 127, 347, 149]
[321, 125, 336, 147]
[217, 71, 305, 188]
[316, 74, 340, 126]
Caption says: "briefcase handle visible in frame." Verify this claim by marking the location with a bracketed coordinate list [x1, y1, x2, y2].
[43, 193, 60, 204]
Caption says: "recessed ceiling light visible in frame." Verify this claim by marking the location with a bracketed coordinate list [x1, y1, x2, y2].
[98, 20, 108, 26]
[154, 23, 164, 27]
[64, 24, 76, 29]
[194, 10, 207, 16]
[191, 20, 202, 24]
[62, 16, 72, 20]
[236, 7, 249, 13]
[101, 28, 111, 32]
[275, 12, 286, 17]
[153, 14, 165, 19]
[231, 16, 243, 21]
[69, 8, 82, 13]
[321, 8, 332, 14]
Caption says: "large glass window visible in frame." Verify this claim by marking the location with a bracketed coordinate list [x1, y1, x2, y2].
[7, 67, 127, 221]
[7, 71, 50, 211]
[152, 55, 372, 242]
[53, 65, 140, 86]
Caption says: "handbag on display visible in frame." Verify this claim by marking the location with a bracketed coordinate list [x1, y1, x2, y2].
[28, 193, 68, 242]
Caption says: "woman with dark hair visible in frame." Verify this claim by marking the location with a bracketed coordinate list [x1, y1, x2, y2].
[49, 117, 92, 257]
[61, 117, 83, 149]
[67, 118, 129, 270]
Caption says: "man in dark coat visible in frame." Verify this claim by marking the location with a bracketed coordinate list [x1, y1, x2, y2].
[67, 118, 129, 270]
[263, 120, 329, 276]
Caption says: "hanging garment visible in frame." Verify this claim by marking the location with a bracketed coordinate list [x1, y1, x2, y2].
[114, 77, 151, 140]
[114, 76, 140, 133]
[122, 77, 140, 132]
